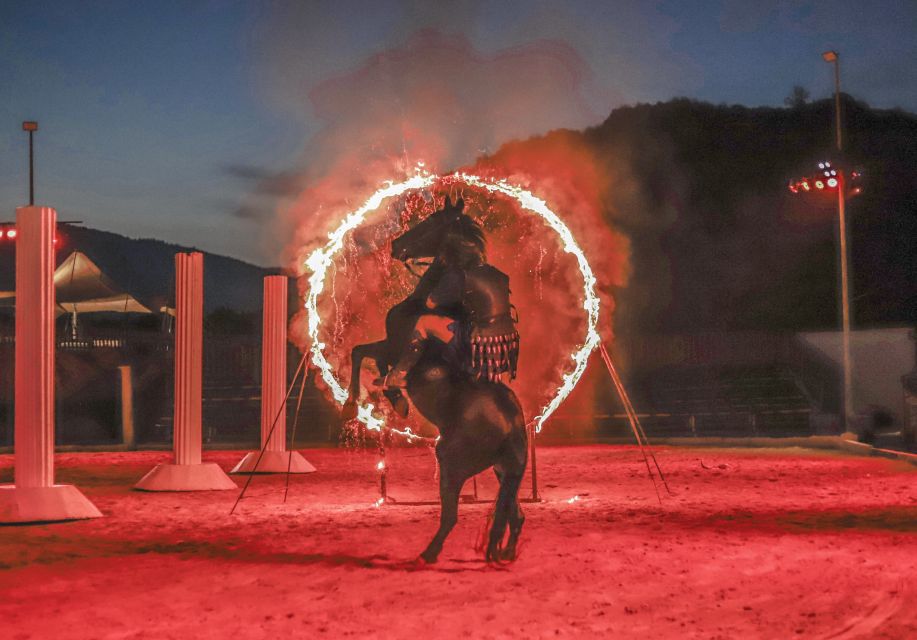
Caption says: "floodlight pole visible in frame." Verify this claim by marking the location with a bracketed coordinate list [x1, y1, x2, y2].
[22, 121, 38, 206]
[823, 51, 854, 433]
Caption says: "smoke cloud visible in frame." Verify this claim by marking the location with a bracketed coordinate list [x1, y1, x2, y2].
[252, 23, 631, 433]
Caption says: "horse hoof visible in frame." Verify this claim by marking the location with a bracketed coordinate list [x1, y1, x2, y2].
[418, 550, 439, 564]
[341, 399, 358, 421]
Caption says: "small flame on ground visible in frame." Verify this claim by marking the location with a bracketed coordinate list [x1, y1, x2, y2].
[304, 168, 600, 439]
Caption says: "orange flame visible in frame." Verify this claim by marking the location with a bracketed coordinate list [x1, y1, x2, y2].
[303, 169, 600, 437]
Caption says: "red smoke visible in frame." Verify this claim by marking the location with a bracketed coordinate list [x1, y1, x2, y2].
[281, 32, 629, 436]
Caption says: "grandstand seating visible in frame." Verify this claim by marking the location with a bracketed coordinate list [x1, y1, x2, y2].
[598, 365, 813, 438]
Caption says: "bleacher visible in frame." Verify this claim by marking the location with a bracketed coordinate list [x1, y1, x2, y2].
[598, 365, 813, 438]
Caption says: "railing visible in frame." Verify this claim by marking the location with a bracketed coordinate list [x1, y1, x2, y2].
[786, 336, 842, 414]
[0, 329, 845, 446]
[0, 329, 173, 351]
[615, 331, 799, 373]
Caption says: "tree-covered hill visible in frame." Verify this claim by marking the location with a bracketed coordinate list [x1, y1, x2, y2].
[581, 96, 916, 333]
[0, 224, 275, 313]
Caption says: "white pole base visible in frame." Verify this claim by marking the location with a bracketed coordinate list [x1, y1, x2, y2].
[0, 484, 103, 523]
[134, 462, 237, 491]
[230, 451, 317, 474]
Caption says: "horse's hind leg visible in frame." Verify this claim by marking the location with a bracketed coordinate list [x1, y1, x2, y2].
[486, 468, 524, 562]
[487, 433, 527, 563]
[420, 461, 464, 564]
[502, 485, 525, 561]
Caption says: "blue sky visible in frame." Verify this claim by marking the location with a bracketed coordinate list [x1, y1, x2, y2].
[2, 1, 915, 266]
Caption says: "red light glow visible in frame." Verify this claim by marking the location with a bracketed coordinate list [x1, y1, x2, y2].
[7, 229, 17, 240]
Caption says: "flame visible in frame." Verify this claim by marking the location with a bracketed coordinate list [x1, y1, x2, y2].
[303, 170, 600, 437]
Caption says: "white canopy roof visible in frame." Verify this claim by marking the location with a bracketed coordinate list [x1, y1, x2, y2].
[0, 251, 152, 315]
[53, 251, 152, 314]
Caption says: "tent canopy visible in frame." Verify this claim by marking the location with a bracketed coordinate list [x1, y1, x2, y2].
[53, 251, 152, 314]
[0, 251, 152, 315]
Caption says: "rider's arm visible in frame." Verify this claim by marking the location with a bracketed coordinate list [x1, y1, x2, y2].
[426, 269, 463, 310]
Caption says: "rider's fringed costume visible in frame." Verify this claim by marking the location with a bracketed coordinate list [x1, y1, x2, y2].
[464, 264, 519, 382]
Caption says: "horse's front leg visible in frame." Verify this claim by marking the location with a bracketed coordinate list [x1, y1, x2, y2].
[342, 340, 388, 421]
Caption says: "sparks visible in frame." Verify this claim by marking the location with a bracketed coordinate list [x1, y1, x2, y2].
[566, 495, 582, 504]
[303, 170, 600, 437]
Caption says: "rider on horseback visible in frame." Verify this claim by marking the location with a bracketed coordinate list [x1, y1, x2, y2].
[345, 195, 529, 563]
[382, 201, 519, 391]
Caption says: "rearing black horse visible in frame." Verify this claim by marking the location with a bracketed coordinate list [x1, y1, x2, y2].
[343, 200, 527, 563]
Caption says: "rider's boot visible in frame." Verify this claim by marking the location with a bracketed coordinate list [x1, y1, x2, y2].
[384, 389, 410, 419]
[343, 390, 408, 420]
[341, 396, 358, 421]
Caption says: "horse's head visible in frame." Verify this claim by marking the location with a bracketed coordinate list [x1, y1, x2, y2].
[391, 198, 485, 265]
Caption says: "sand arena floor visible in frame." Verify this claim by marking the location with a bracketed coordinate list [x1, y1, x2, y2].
[1, 445, 915, 639]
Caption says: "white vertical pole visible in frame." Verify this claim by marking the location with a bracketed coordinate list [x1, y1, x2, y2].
[261, 276, 287, 453]
[135, 252, 236, 491]
[14, 206, 56, 488]
[231, 276, 314, 474]
[0, 206, 101, 521]
[173, 252, 203, 466]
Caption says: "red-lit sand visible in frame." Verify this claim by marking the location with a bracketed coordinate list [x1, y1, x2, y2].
[1, 445, 915, 639]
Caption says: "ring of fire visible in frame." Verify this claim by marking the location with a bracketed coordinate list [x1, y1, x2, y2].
[304, 171, 601, 438]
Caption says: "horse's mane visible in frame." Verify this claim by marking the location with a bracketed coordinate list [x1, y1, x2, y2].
[440, 198, 486, 262]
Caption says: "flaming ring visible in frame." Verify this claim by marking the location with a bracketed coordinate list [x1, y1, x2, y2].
[304, 172, 601, 438]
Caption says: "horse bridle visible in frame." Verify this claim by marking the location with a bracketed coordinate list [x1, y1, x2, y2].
[403, 258, 433, 279]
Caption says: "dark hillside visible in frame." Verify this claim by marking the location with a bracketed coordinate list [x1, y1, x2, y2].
[0, 224, 275, 312]
[583, 97, 917, 333]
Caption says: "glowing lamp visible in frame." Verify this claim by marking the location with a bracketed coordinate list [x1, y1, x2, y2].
[815, 180, 825, 189]
[827, 178, 838, 188]
[7, 228, 17, 240]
